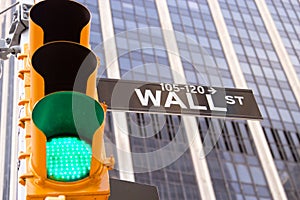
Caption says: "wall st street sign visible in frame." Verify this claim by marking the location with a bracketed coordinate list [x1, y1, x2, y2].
[97, 78, 262, 120]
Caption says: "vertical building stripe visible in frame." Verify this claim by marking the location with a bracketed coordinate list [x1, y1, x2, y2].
[0, 44, 10, 200]
[98, 0, 135, 182]
[207, 0, 288, 200]
[255, 0, 300, 107]
[0, 0, 12, 197]
[156, 1, 216, 200]
[9, 34, 23, 200]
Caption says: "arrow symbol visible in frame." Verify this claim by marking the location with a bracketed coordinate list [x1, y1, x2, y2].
[208, 87, 217, 94]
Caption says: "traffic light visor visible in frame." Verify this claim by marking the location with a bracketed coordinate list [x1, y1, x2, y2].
[32, 91, 105, 141]
[30, 0, 90, 44]
[31, 42, 98, 96]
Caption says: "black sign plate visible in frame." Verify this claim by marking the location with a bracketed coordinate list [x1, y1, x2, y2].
[109, 178, 159, 200]
[97, 78, 262, 120]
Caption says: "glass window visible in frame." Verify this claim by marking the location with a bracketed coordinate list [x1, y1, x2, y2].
[204, 21, 216, 31]
[266, 106, 280, 120]
[258, 85, 271, 97]
[222, 9, 231, 18]
[232, 11, 242, 21]
[210, 39, 222, 50]
[225, 162, 238, 181]
[258, 32, 270, 43]
[252, 16, 263, 26]
[278, 109, 293, 123]
[237, 28, 249, 39]
[255, 48, 267, 60]
[248, 30, 259, 41]
[270, 87, 283, 100]
[245, 196, 256, 200]
[291, 111, 300, 122]
[249, 166, 266, 185]
[236, 164, 252, 183]
[242, 184, 255, 195]
[283, 90, 296, 103]
[262, 67, 275, 78]
[244, 46, 256, 57]
[266, 50, 278, 62]
[171, 13, 181, 24]
[234, 44, 245, 55]
[274, 69, 287, 81]
[198, 36, 210, 47]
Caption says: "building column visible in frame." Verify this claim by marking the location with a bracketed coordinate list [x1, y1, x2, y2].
[98, 0, 135, 182]
[207, 0, 287, 200]
[255, 0, 300, 106]
[156, 1, 216, 200]
[0, 0, 13, 198]
[10, 30, 26, 200]
[0, 34, 10, 200]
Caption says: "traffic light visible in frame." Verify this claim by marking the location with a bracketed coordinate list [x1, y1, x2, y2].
[18, 0, 114, 199]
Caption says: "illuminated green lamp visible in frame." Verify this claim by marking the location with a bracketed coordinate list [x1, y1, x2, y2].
[46, 137, 92, 181]
[32, 91, 104, 182]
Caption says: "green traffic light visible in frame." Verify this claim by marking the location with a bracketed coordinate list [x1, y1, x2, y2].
[32, 91, 105, 182]
[46, 136, 92, 182]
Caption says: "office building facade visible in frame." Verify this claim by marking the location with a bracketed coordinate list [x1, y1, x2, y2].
[0, 0, 299, 199]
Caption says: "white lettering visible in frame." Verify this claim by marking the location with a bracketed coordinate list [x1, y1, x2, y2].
[135, 89, 161, 107]
[206, 94, 227, 112]
[234, 96, 244, 105]
[225, 95, 235, 105]
[186, 93, 207, 110]
[165, 92, 187, 108]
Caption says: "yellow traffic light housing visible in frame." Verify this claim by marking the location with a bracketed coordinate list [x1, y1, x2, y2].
[29, 0, 93, 107]
[18, 0, 114, 199]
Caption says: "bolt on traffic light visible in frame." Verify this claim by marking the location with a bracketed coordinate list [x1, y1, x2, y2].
[18, 0, 114, 199]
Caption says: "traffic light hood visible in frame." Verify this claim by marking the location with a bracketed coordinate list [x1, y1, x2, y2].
[30, 0, 90, 44]
[32, 91, 105, 142]
[31, 41, 98, 95]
